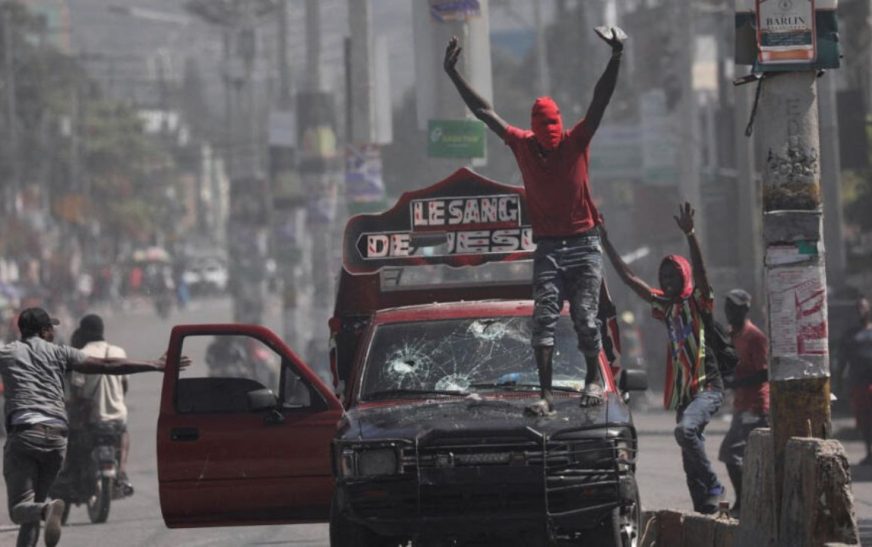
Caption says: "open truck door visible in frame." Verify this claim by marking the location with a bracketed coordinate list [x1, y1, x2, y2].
[157, 324, 343, 528]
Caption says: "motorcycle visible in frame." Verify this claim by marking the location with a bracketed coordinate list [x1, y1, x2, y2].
[51, 422, 133, 524]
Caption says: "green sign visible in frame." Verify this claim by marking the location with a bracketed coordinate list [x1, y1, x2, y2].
[428, 119, 486, 158]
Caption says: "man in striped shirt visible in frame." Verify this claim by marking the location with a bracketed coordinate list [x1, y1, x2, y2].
[601, 203, 725, 514]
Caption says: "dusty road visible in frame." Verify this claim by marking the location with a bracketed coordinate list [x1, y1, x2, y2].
[2, 296, 870, 545]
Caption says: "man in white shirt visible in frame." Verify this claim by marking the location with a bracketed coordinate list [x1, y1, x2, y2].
[68, 314, 133, 492]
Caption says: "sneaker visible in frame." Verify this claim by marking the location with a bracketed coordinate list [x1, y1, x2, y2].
[699, 484, 725, 515]
[43, 499, 65, 547]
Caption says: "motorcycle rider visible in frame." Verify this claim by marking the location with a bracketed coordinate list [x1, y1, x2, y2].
[67, 314, 133, 493]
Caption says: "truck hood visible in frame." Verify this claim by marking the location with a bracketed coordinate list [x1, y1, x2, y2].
[340, 393, 632, 442]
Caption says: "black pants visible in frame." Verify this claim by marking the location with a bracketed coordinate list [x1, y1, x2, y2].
[3, 426, 67, 547]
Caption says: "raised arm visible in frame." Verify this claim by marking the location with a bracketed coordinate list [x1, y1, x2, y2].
[443, 36, 508, 138]
[71, 354, 190, 375]
[600, 225, 654, 303]
[674, 202, 711, 294]
[581, 27, 626, 135]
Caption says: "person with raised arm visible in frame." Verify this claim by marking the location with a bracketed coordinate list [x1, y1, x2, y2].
[443, 26, 626, 416]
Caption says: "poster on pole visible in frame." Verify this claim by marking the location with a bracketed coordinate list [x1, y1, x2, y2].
[767, 263, 828, 359]
[756, 0, 816, 65]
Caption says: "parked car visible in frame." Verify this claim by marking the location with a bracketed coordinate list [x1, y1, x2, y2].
[155, 169, 647, 546]
[183, 258, 228, 295]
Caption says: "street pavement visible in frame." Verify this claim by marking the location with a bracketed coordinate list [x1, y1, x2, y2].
[1, 296, 870, 546]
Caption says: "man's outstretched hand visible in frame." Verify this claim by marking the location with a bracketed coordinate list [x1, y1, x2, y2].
[594, 25, 627, 53]
[674, 201, 696, 236]
[444, 36, 462, 73]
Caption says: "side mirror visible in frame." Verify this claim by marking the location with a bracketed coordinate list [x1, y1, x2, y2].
[247, 388, 278, 412]
[619, 369, 648, 392]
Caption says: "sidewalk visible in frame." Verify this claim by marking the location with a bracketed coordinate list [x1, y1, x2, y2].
[633, 400, 872, 544]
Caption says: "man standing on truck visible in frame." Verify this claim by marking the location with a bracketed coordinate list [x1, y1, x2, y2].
[600, 203, 726, 514]
[0, 307, 184, 547]
[443, 26, 626, 415]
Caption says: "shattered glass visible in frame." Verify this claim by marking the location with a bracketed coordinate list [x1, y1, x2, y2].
[361, 316, 586, 399]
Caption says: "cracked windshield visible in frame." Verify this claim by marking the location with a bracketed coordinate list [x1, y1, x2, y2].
[362, 316, 586, 399]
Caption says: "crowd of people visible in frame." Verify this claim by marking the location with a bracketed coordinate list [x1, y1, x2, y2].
[443, 25, 869, 520]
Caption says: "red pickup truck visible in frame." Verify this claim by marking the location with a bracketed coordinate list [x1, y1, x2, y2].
[155, 169, 647, 546]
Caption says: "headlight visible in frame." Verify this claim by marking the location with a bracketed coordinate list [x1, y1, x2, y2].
[338, 448, 356, 478]
[608, 428, 636, 471]
[336, 445, 401, 478]
[358, 448, 399, 476]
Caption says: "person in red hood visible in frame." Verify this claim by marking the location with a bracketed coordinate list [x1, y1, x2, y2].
[601, 203, 726, 515]
[443, 26, 626, 416]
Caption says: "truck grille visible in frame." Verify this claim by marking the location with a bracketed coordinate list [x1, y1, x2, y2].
[382, 435, 632, 521]
[411, 436, 540, 469]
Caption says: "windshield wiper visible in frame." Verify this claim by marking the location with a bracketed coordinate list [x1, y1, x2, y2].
[469, 382, 581, 393]
[364, 388, 468, 400]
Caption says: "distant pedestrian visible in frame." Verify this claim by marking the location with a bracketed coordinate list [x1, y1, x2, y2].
[0, 307, 184, 547]
[601, 203, 726, 514]
[717, 289, 769, 518]
[838, 296, 872, 465]
[443, 25, 626, 415]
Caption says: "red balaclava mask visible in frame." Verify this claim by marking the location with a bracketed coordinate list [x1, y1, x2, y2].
[653, 255, 694, 301]
[531, 96, 564, 150]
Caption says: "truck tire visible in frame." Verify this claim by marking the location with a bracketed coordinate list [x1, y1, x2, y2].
[585, 477, 640, 547]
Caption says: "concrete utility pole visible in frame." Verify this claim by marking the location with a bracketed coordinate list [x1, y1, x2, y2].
[758, 70, 831, 510]
[412, 0, 493, 175]
[674, 0, 702, 231]
[532, 1, 551, 97]
[3, 7, 20, 215]
[298, 0, 343, 368]
[277, 0, 290, 106]
[305, 0, 321, 91]
[348, 0, 374, 144]
[274, 0, 298, 348]
[186, 0, 277, 325]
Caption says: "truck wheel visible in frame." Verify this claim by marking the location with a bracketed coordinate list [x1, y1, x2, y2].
[585, 482, 640, 547]
[329, 495, 399, 547]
